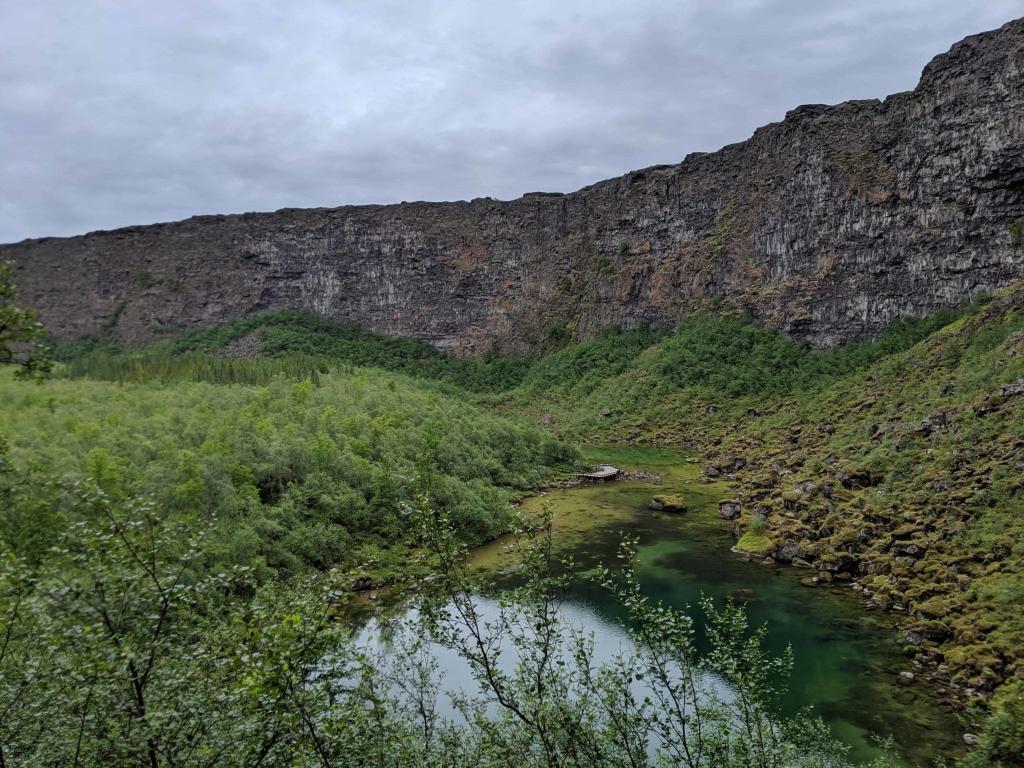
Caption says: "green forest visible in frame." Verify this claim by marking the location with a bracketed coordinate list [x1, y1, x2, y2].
[1, 264, 1023, 767]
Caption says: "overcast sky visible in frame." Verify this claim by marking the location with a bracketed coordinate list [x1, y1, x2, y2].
[1, 1, 1020, 243]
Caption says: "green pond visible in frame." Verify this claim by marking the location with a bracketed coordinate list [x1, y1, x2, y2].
[355, 445, 965, 765]
[467, 445, 965, 766]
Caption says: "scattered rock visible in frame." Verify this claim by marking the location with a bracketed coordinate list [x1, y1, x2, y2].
[650, 494, 687, 512]
[1002, 378, 1024, 398]
[1003, 330, 1024, 357]
[718, 500, 742, 520]
[903, 631, 925, 647]
[963, 733, 979, 747]
[838, 469, 880, 489]
[795, 481, 819, 496]
[893, 541, 926, 558]
[727, 588, 755, 603]
[712, 456, 747, 473]
[898, 671, 915, 684]
[775, 541, 806, 564]
[781, 489, 804, 509]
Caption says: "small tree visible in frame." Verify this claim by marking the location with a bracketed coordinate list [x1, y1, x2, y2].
[0, 484, 251, 767]
[0, 261, 51, 379]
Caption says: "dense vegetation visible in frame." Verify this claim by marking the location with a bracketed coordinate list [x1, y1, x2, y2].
[0, 493, 903, 767]
[60, 301, 968, 404]
[62, 309, 533, 392]
[0, 261, 51, 379]
[4, 264, 1024, 765]
[0, 367, 572, 582]
[492, 304, 978, 432]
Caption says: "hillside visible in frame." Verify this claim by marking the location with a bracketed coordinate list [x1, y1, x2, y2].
[55, 286, 1024, 703]
[501, 286, 1024, 703]
[4, 19, 1023, 355]
[15, 281, 1022, 764]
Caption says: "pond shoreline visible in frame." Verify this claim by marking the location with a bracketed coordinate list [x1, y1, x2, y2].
[503, 444, 968, 765]
[350, 444, 968, 764]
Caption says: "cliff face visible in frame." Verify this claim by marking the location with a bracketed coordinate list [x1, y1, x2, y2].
[4, 19, 1024, 355]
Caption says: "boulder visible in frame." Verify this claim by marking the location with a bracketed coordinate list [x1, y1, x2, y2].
[1002, 378, 1024, 398]
[893, 541, 926, 558]
[903, 630, 925, 647]
[712, 456, 747, 473]
[795, 481, 820, 497]
[718, 500, 742, 520]
[1003, 331, 1024, 357]
[839, 469, 879, 489]
[775, 541, 806, 564]
[781, 489, 804, 509]
[650, 494, 687, 512]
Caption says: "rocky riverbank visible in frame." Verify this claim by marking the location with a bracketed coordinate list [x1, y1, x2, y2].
[690, 293, 1024, 713]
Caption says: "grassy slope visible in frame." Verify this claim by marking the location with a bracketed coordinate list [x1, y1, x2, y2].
[499, 289, 1024, 703]
[716, 291, 1024, 693]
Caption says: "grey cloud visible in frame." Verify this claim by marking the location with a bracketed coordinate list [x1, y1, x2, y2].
[0, 0, 1020, 242]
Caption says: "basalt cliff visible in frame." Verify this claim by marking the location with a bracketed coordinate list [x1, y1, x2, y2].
[4, 19, 1024, 354]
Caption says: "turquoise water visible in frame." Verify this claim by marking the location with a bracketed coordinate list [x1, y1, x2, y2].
[365, 446, 965, 765]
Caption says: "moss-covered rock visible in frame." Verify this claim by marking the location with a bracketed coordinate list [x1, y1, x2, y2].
[649, 494, 687, 512]
[734, 531, 772, 556]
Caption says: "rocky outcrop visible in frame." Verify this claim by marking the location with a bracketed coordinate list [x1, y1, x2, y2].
[4, 19, 1024, 354]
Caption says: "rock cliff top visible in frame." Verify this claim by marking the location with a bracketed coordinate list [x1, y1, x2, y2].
[4, 18, 1023, 354]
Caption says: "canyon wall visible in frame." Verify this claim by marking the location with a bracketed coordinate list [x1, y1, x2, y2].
[4, 18, 1024, 354]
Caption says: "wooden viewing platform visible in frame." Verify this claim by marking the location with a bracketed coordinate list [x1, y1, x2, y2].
[578, 465, 622, 482]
